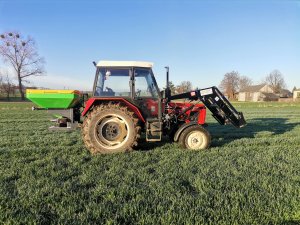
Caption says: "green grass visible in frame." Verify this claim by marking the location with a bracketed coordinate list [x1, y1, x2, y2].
[1, 102, 300, 224]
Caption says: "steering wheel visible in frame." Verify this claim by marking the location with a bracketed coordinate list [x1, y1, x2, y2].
[136, 89, 141, 97]
[105, 87, 114, 93]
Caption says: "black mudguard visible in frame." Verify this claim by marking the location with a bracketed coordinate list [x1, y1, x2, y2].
[173, 122, 200, 142]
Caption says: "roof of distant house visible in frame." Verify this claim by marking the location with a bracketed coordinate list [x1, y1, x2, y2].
[280, 89, 292, 95]
[239, 84, 266, 92]
[261, 92, 279, 98]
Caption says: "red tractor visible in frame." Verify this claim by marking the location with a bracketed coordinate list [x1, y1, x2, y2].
[28, 61, 246, 154]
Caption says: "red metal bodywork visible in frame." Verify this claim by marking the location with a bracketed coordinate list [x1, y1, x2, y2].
[82, 97, 206, 125]
[143, 98, 159, 116]
[167, 102, 206, 125]
[82, 98, 146, 123]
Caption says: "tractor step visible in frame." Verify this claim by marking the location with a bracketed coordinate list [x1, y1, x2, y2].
[146, 119, 162, 142]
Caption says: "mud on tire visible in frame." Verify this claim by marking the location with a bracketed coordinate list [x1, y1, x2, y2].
[82, 103, 141, 154]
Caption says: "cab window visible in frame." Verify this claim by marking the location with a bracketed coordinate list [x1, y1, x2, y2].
[95, 69, 130, 97]
[134, 68, 158, 98]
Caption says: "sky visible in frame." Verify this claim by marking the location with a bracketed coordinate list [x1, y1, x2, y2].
[0, 0, 299, 91]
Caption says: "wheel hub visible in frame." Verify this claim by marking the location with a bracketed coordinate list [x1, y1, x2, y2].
[187, 131, 205, 150]
[192, 137, 199, 144]
[96, 115, 128, 148]
[102, 122, 121, 141]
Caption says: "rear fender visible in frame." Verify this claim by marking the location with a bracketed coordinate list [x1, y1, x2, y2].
[82, 98, 145, 123]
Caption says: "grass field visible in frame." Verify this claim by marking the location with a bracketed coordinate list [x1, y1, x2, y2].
[1, 101, 300, 224]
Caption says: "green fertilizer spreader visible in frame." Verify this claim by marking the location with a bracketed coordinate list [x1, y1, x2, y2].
[26, 89, 82, 109]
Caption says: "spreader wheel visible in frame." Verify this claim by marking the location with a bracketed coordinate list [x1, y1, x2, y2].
[179, 125, 211, 150]
[82, 103, 141, 154]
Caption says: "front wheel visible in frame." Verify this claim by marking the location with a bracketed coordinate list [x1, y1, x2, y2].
[179, 125, 211, 150]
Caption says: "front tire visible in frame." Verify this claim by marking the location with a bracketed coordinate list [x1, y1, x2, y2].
[82, 103, 140, 154]
[179, 125, 211, 150]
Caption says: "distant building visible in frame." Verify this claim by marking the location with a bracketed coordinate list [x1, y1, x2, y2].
[279, 89, 293, 98]
[293, 89, 300, 100]
[238, 84, 279, 102]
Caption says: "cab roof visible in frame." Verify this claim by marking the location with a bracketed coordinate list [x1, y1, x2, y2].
[97, 61, 153, 68]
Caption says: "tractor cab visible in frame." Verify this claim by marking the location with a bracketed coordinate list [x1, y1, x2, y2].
[93, 61, 162, 119]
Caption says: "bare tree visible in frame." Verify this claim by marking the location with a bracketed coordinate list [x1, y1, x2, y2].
[0, 71, 15, 99]
[0, 72, 2, 87]
[0, 70, 3, 97]
[219, 71, 240, 99]
[176, 81, 192, 94]
[265, 70, 286, 94]
[0, 72, 15, 100]
[0, 31, 45, 100]
[239, 76, 253, 91]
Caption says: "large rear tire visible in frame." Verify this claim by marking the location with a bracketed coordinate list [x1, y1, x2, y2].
[82, 103, 141, 154]
[179, 125, 211, 150]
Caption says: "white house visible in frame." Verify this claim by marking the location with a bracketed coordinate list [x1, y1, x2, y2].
[238, 84, 279, 102]
[293, 89, 300, 100]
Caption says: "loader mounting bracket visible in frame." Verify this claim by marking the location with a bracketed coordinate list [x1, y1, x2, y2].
[169, 86, 246, 128]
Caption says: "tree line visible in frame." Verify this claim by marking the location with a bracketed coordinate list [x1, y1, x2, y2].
[167, 69, 287, 99]
[0, 71, 15, 99]
[167, 81, 193, 95]
[219, 70, 287, 99]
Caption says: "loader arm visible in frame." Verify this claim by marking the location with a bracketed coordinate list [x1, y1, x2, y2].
[168, 86, 246, 128]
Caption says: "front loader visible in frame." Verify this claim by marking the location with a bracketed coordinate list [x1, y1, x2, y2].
[27, 61, 246, 154]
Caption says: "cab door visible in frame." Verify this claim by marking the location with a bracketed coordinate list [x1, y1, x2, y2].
[133, 68, 160, 118]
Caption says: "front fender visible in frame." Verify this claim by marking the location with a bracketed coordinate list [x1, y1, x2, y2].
[174, 122, 200, 142]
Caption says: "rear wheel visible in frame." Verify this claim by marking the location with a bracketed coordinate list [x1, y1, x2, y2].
[82, 103, 141, 154]
[179, 125, 211, 150]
